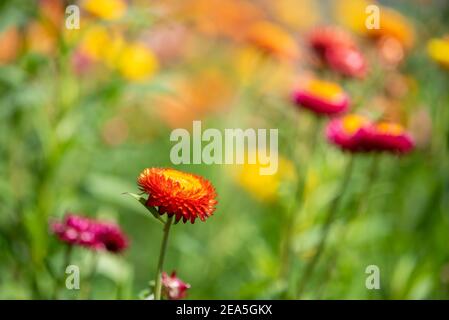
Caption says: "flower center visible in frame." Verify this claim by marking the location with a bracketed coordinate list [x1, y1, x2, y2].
[342, 114, 369, 134]
[161, 169, 202, 191]
[375, 122, 404, 136]
[306, 80, 344, 101]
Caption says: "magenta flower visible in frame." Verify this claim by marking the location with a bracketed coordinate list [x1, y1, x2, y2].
[161, 271, 191, 300]
[365, 122, 415, 154]
[326, 115, 415, 154]
[51, 214, 129, 253]
[292, 79, 349, 115]
[325, 46, 367, 79]
[326, 114, 371, 152]
[308, 26, 367, 78]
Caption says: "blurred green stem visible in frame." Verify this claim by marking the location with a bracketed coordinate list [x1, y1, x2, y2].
[355, 155, 380, 216]
[82, 252, 99, 299]
[154, 215, 173, 300]
[296, 156, 355, 298]
[279, 116, 322, 296]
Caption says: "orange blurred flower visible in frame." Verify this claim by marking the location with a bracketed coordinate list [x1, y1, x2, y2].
[0, 26, 21, 64]
[245, 21, 300, 61]
[190, 0, 263, 40]
[137, 168, 218, 223]
[366, 7, 415, 50]
[26, 21, 57, 55]
[39, 0, 64, 30]
[156, 69, 234, 128]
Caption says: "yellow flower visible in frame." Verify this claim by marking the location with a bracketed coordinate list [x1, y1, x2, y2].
[116, 43, 159, 82]
[82, 0, 127, 20]
[334, 0, 414, 49]
[427, 37, 449, 68]
[79, 26, 111, 60]
[237, 153, 296, 202]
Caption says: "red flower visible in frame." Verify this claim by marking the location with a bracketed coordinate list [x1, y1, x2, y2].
[309, 26, 356, 57]
[326, 115, 415, 154]
[51, 214, 129, 253]
[94, 223, 129, 253]
[308, 26, 367, 78]
[365, 122, 415, 154]
[137, 168, 218, 223]
[326, 114, 372, 152]
[325, 46, 367, 78]
[292, 79, 349, 115]
[162, 271, 190, 300]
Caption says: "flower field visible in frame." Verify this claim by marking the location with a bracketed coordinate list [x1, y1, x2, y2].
[0, 0, 448, 300]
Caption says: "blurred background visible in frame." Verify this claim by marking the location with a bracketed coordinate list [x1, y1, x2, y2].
[0, 0, 448, 299]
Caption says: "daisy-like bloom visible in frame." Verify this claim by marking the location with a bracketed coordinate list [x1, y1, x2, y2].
[137, 168, 218, 223]
[292, 79, 349, 115]
[82, 0, 127, 21]
[308, 26, 367, 78]
[161, 271, 191, 300]
[245, 21, 300, 61]
[51, 214, 129, 253]
[427, 37, 449, 69]
[326, 114, 372, 152]
[365, 122, 415, 154]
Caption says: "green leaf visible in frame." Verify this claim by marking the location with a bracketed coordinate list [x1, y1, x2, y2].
[124, 192, 165, 225]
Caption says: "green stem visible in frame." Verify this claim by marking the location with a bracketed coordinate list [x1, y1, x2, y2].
[82, 252, 99, 300]
[296, 156, 355, 298]
[154, 216, 174, 300]
[355, 155, 380, 217]
[279, 117, 322, 279]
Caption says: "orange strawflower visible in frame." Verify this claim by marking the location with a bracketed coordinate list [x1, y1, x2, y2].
[246, 21, 299, 61]
[137, 168, 218, 224]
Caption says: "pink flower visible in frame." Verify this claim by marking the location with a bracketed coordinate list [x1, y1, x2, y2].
[308, 26, 368, 78]
[326, 115, 415, 154]
[309, 26, 356, 57]
[326, 114, 372, 152]
[325, 46, 367, 79]
[292, 79, 349, 115]
[161, 271, 191, 300]
[51, 214, 129, 253]
[365, 122, 415, 154]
